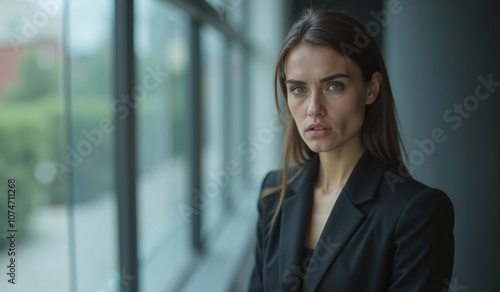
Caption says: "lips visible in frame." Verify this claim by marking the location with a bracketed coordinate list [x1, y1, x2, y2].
[306, 123, 331, 131]
[306, 123, 332, 138]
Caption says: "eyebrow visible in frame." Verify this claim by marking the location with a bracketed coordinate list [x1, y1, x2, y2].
[285, 73, 351, 85]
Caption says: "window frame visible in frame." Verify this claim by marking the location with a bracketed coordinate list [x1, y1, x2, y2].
[112, 0, 251, 291]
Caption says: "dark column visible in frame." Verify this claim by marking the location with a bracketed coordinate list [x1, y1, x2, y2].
[384, 0, 500, 290]
[115, 0, 139, 291]
[189, 17, 203, 252]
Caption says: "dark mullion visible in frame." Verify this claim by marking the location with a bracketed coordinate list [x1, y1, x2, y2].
[241, 0, 251, 178]
[114, 0, 139, 291]
[189, 17, 203, 252]
[222, 38, 232, 210]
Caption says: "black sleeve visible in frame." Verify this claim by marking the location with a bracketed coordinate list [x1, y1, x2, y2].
[388, 188, 455, 292]
[248, 172, 274, 292]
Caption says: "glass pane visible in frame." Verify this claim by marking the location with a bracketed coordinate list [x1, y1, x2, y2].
[135, 1, 193, 291]
[228, 43, 246, 202]
[0, 1, 69, 291]
[200, 24, 227, 238]
[205, 0, 245, 31]
[67, 1, 119, 291]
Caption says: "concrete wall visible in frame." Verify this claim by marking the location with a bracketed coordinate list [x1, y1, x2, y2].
[384, 0, 500, 289]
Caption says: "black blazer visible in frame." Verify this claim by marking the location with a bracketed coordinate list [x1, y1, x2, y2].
[249, 151, 454, 292]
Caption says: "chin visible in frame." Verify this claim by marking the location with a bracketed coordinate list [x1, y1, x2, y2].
[305, 141, 337, 153]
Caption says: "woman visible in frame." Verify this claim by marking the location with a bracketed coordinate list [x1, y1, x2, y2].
[248, 9, 454, 292]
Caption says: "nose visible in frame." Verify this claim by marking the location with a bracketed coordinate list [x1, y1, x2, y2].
[307, 91, 326, 117]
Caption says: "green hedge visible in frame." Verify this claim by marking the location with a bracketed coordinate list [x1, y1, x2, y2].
[0, 96, 64, 242]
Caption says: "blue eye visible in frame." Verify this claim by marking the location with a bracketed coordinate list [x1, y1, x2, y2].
[291, 87, 307, 95]
[328, 83, 344, 91]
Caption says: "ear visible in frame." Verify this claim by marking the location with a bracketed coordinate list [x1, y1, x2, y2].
[366, 71, 382, 105]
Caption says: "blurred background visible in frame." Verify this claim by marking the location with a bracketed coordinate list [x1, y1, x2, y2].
[0, 0, 498, 291]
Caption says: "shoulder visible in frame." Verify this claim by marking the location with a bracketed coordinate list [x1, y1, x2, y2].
[260, 165, 302, 190]
[377, 171, 455, 291]
[377, 166, 454, 221]
[257, 166, 301, 213]
[258, 169, 283, 211]
[261, 169, 281, 190]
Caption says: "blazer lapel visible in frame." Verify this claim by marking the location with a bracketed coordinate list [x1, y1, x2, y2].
[303, 151, 388, 292]
[302, 189, 365, 291]
[278, 155, 318, 292]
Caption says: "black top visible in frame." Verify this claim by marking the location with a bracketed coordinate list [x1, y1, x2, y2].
[303, 247, 315, 270]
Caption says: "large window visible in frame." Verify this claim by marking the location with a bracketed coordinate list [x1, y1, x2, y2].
[0, 0, 282, 291]
[135, 1, 193, 291]
[67, 1, 119, 291]
[0, 1, 69, 291]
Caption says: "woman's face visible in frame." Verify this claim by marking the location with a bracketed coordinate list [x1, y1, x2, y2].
[284, 45, 380, 154]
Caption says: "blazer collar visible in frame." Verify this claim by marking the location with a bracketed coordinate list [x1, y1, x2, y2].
[287, 150, 387, 205]
[288, 154, 320, 195]
[279, 150, 387, 292]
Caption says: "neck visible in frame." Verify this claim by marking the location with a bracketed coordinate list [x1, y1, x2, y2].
[316, 135, 365, 193]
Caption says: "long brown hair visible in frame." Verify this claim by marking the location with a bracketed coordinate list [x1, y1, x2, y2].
[262, 9, 409, 230]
